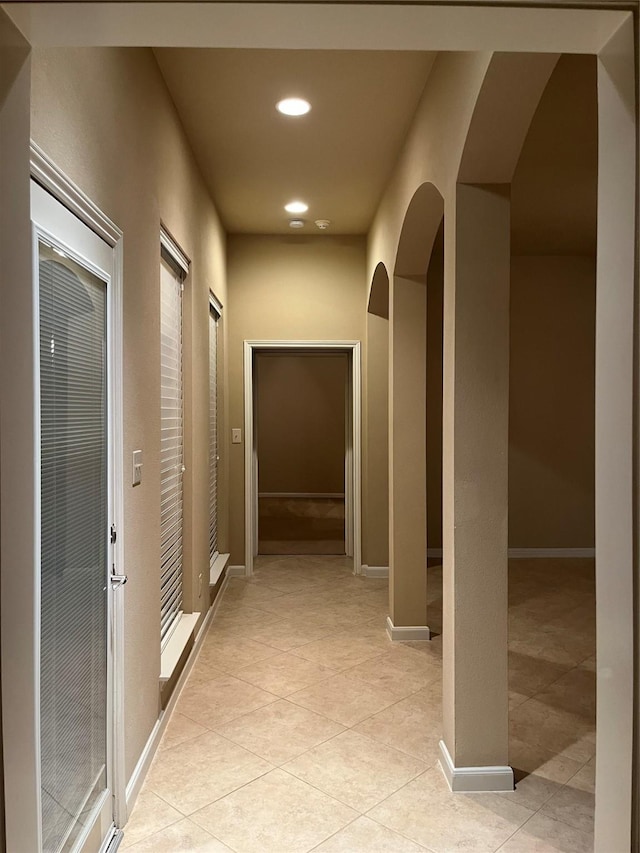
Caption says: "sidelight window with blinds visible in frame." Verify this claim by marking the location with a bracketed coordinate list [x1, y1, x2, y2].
[209, 296, 221, 569]
[160, 236, 189, 647]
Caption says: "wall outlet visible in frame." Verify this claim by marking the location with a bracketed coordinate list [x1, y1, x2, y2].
[132, 449, 143, 486]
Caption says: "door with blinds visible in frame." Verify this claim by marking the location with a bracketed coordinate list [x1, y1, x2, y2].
[32, 179, 121, 853]
[160, 242, 187, 646]
[209, 297, 220, 572]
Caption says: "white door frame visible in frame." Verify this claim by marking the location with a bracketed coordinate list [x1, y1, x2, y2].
[29, 144, 127, 844]
[244, 340, 362, 577]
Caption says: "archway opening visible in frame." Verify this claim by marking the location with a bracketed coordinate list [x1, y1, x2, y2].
[508, 53, 598, 820]
[386, 181, 444, 644]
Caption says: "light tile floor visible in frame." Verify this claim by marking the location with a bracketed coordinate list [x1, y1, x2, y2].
[124, 555, 595, 852]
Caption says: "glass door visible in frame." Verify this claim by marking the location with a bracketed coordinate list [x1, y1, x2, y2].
[32, 180, 118, 853]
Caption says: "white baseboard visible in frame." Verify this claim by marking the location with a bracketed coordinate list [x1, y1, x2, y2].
[438, 740, 514, 793]
[226, 565, 246, 577]
[386, 616, 430, 642]
[508, 547, 595, 558]
[427, 547, 595, 560]
[363, 565, 389, 578]
[125, 575, 229, 819]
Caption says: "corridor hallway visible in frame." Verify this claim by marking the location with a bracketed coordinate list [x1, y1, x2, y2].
[123, 557, 595, 852]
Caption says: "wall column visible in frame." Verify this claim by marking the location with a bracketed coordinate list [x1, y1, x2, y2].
[440, 183, 512, 790]
[388, 273, 428, 637]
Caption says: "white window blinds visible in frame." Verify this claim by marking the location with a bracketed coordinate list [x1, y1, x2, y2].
[160, 254, 185, 646]
[39, 245, 109, 853]
[209, 303, 220, 567]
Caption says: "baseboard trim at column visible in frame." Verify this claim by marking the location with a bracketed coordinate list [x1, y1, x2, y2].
[226, 565, 246, 577]
[438, 740, 514, 792]
[364, 565, 389, 578]
[386, 616, 430, 641]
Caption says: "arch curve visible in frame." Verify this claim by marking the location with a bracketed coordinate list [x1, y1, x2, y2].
[394, 182, 444, 280]
[368, 261, 389, 319]
[458, 52, 559, 184]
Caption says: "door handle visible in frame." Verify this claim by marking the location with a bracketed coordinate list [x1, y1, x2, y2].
[110, 573, 128, 588]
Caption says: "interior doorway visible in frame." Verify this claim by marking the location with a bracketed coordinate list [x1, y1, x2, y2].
[255, 351, 348, 556]
[243, 341, 362, 577]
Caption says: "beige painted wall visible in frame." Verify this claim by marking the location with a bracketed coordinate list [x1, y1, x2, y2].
[30, 47, 227, 782]
[256, 353, 347, 494]
[509, 54, 596, 549]
[364, 311, 389, 568]
[509, 257, 595, 547]
[425, 250, 596, 554]
[426, 223, 444, 552]
[226, 234, 366, 565]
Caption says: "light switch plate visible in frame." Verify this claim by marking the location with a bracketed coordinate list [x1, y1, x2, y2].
[232, 428, 242, 444]
[132, 449, 143, 486]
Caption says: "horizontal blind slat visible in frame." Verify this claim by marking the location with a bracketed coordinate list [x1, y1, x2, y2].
[160, 259, 184, 648]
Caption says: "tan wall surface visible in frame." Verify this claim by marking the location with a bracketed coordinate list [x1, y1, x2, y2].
[509, 257, 595, 548]
[30, 47, 227, 782]
[426, 223, 444, 551]
[364, 311, 389, 567]
[256, 353, 347, 494]
[509, 54, 596, 549]
[226, 234, 366, 564]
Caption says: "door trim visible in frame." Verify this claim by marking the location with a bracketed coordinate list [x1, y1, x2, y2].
[243, 340, 362, 577]
[30, 146, 127, 833]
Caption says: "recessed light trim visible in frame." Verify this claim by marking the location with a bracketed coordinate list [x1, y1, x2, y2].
[277, 98, 311, 117]
[289, 219, 305, 229]
[285, 201, 309, 214]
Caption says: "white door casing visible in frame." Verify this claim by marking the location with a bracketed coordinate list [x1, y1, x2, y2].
[29, 152, 125, 853]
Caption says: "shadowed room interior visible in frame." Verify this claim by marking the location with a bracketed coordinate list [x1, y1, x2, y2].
[256, 352, 348, 555]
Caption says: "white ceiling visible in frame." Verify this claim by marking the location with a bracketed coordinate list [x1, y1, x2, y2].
[153, 49, 436, 235]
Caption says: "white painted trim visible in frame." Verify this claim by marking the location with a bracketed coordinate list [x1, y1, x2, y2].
[159, 612, 200, 683]
[508, 547, 595, 559]
[438, 740, 514, 793]
[209, 290, 223, 316]
[30, 142, 122, 246]
[210, 552, 230, 586]
[226, 566, 246, 578]
[159, 226, 189, 276]
[258, 492, 345, 499]
[100, 828, 124, 853]
[6, 5, 629, 54]
[125, 576, 228, 817]
[243, 341, 362, 578]
[364, 566, 389, 578]
[29, 168, 127, 838]
[427, 548, 596, 560]
[386, 616, 430, 642]
[110, 234, 126, 829]
[99, 827, 123, 853]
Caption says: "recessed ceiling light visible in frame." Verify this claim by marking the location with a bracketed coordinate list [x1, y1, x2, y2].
[285, 201, 308, 214]
[289, 219, 305, 229]
[277, 98, 311, 117]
